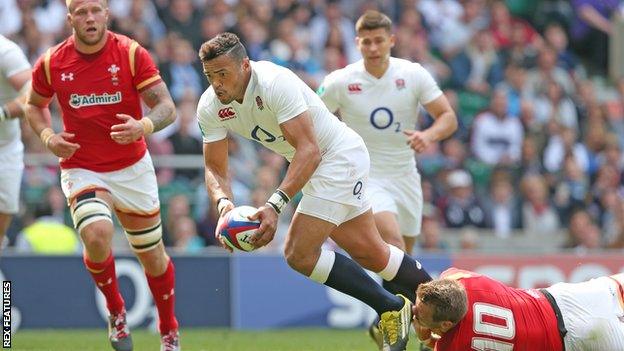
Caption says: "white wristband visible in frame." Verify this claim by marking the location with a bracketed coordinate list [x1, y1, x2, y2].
[216, 197, 233, 216]
[266, 189, 290, 215]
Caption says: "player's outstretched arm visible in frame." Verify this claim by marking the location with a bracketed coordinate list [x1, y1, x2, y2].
[26, 89, 80, 159]
[404, 95, 457, 153]
[0, 69, 31, 122]
[139, 82, 177, 132]
[203, 139, 234, 252]
[203, 139, 234, 209]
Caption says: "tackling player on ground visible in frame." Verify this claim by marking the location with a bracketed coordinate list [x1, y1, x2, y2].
[197, 32, 434, 351]
[0, 35, 31, 248]
[413, 268, 624, 350]
[317, 11, 457, 348]
[25, 1, 180, 350]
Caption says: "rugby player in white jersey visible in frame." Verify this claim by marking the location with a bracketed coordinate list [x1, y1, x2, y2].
[0, 35, 31, 247]
[317, 11, 457, 348]
[197, 32, 434, 351]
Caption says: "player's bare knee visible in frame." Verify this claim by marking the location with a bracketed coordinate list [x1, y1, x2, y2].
[81, 222, 113, 251]
[285, 247, 316, 275]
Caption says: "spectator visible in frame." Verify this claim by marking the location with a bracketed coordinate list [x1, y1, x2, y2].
[171, 216, 204, 253]
[570, 0, 621, 75]
[435, 0, 488, 59]
[438, 170, 487, 229]
[520, 173, 560, 234]
[159, 38, 202, 102]
[15, 203, 80, 254]
[534, 79, 579, 131]
[525, 45, 575, 98]
[471, 88, 524, 166]
[484, 172, 522, 237]
[418, 215, 449, 252]
[309, 0, 359, 64]
[157, 0, 202, 48]
[449, 29, 504, 95]
[543, 22, 580, 74]
[497, 64, 528, 118]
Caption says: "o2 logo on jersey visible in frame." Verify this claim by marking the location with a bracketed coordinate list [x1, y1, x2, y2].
[352, 181, 363, 200]
[251, 125, 285, 143]
[370, 107, 401, 132]
[218, 107, 236, 121]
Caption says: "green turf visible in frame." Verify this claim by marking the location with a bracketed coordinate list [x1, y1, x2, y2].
[13, 328, 431, 351]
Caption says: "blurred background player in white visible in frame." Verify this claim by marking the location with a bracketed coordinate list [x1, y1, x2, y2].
[0, 34, 31, 248]
[25, 1, 179, 350]
[198, 32, 434, 351]
[318, 11, 457, 348]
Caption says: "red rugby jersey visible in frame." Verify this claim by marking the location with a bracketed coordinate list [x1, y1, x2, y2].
[434, 268, 563, 351]
[32, 31, 162, 172]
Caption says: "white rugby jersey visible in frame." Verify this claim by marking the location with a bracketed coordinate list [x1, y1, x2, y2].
[197, 61, 347, 161]
[0, 34, 30, 153]
[318, 57, 442, 177]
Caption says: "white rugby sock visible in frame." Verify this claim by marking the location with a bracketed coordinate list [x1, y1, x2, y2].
[309, 250, 336, 284]
[377, 244, 404, 281]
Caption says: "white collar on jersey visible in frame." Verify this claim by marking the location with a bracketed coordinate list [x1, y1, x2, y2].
[232, 61, 258, 107]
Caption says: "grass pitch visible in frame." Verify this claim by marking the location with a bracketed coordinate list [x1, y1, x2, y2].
[14, 328, 431, 351]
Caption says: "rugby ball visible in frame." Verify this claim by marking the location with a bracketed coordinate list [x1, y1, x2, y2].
[217, 205, 260, 252]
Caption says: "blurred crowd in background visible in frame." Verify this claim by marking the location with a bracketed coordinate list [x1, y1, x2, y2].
[3, 0, 624, 254]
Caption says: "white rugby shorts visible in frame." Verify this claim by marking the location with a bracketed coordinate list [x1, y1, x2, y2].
[368, 170, 423, 237]
[60, 152, 160, 216]
[296, 128, 371, 226]
[547, 274, 624, 351]
[0, 149, 23, 214]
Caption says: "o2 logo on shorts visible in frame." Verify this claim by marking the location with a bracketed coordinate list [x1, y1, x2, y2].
[370, 107, 401, 132]
[352, 181, 363, 200]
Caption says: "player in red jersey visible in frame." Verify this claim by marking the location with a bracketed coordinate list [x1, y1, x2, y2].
[412, 267, 624, 351]
[25, 1, 179, 350]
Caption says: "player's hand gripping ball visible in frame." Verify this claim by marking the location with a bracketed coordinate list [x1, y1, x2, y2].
[216, 206, 261, 252]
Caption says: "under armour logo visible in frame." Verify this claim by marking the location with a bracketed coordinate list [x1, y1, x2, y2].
[162, 288, 175, 301]
[61, 72, 74, 81]
[97, 278, 112, 287]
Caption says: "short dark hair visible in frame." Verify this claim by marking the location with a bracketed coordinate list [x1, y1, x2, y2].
[198, 32, 247, 63]
[355, 10, 392, 33]
[417, 279, 468, 323]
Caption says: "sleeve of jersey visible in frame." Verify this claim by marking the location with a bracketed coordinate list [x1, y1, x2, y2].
[197, 98, 227, 143]
[31, 55, 54, 98]
[0, 44, 30, 78]
[269, 73, 308, 124]
[317, 73, 340, 113]
[132, 45, 163, 92]
[414, 64, 443, 105]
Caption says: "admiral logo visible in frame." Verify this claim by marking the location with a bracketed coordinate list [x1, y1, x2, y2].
[347, 83, 362, 94]
[69, 92, 122, 109]
[218, 107, 236, 120]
